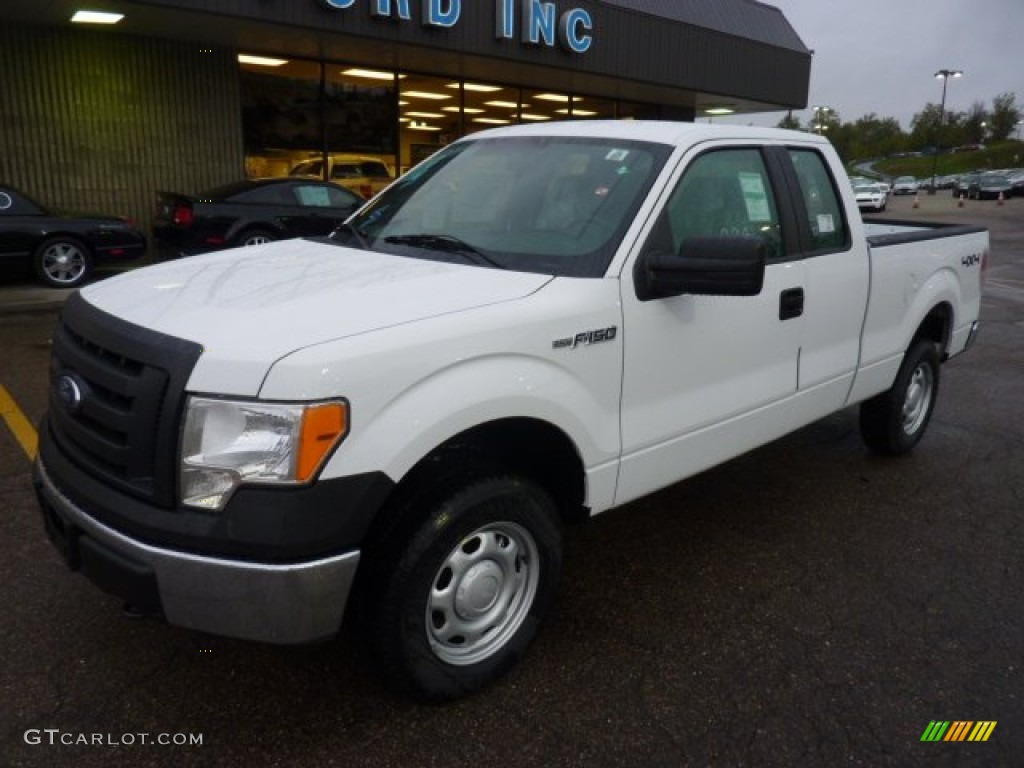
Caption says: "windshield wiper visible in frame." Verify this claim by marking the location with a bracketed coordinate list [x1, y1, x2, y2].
[382, 234, 505, 269]
[334, 222, 370, 250]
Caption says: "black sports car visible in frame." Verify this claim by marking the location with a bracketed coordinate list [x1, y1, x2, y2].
[0, 186, 146, 288]
[153, 178, 364, 258]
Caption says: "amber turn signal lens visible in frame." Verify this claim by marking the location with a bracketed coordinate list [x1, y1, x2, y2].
[297, 402, 348, 482]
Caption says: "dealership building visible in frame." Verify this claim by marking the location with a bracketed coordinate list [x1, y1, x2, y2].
[0, 0, 810, 233]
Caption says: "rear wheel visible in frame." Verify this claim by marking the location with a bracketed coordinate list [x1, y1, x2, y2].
[237, 229, 276, 247]
[34, 236, 92, 288]
[860, 339, 940, 455]
[361, 474, 562, 701]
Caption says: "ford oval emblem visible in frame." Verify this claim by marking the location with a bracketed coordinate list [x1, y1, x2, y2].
[57, 374, 83, 413]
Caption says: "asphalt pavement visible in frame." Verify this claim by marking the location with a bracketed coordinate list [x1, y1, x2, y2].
[1, 193, 1022, 767]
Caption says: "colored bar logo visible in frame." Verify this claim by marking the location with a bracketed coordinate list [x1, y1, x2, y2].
[920, 721, 997, 742]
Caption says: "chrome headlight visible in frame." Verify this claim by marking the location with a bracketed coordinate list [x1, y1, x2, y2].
[180, 396, 348, 511]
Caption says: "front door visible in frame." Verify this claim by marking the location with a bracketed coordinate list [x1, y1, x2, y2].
[616, 145, 805, 505]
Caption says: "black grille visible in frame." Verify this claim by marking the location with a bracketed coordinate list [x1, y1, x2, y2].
[47, 292, 203, 508]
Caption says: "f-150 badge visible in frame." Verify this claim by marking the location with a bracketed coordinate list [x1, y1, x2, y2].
[552, 326, 618, 349]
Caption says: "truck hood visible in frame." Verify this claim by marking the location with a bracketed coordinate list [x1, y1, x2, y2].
[80, 239, 553, 395]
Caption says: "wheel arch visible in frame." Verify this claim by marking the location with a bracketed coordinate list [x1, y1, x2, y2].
[360, 417, 588, 560]
[912, 300, 954, 359]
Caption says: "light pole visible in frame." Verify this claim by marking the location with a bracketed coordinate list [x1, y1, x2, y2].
[930, 69, 962, 193]
[812, 105, 833, 134]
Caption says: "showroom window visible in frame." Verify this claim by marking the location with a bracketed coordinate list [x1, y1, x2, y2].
[240, 55, 667, 181]
[239, 57, 397, 182]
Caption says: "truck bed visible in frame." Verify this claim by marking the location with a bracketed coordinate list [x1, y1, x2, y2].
[863, 218, 986, 246]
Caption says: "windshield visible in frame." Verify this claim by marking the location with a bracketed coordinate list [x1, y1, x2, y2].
[331, 135, 671, 278]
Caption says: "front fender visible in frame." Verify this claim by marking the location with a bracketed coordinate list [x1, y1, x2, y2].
[258, 281, 624, 512]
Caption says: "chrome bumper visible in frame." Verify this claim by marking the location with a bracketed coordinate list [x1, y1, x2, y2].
[37, 459, 359, 644]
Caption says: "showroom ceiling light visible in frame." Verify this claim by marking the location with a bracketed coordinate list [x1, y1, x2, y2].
[534, 94, 583, 103]
[448, 83, 502, 92]
[520, 114, 552, 121]
[484, 100, 521, 109]
[473, 117, 511, 125]
[704, 107, 735, 115]
[402, 90, 452, 100]
[405, 111, 444, 119]
[342, 68, 403, 80]
[238, 54, 289, 67]
[406, 121, 441, 131]
[555, 108, 597, 116]
[71, 10, 124, 24]
[442, 106, 485, 114]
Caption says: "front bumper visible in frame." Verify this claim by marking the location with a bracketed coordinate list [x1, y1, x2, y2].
[35, 458, 359, 644]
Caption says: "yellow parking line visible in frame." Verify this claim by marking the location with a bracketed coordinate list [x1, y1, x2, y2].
[0, 384, 38, 460]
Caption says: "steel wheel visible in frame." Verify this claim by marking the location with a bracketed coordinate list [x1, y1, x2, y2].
[240, 230, 275, 247]
[901, 363, 934, 436]
[35, 237, 91, 288]
[361, 473, 562, 700]
[426, 521, 540, 666]
[860, 339, 940, 455]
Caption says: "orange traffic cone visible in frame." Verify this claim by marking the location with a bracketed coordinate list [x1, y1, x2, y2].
[998, 191, 1005, 206]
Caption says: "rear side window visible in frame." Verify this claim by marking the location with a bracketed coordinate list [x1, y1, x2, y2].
[359, 162, 391, 179]
[787, 149, 848, 252]
[231, 185, 290, 204]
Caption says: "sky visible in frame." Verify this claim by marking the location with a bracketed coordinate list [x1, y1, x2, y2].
[721, 0, 1024, 131]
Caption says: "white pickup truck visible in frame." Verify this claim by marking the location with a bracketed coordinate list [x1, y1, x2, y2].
[35, 122, 987, 700]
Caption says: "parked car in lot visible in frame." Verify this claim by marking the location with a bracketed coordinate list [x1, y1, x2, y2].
[853, 182, 887, 212]
[0, 186, 145, 288]
[953, 173, 978, 198]
[891, 176, 919, 195]
[967, 172, 1013, 201]
[153, 178, 363, 258]
[289, 155, 394, 199]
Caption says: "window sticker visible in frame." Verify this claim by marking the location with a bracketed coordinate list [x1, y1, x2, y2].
[817, 213, 836, 234]
[605, 149, 630, 162]
[738, 172, 771, 222]
[297, 186, 331, 207]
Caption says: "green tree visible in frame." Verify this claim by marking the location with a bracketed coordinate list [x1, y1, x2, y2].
[988, 92, 1021, 142]
[910, 103, 964, 151]
[848, 114, 906, 159]
[776, 111, 802, 130]
[962, 101, 989, 145]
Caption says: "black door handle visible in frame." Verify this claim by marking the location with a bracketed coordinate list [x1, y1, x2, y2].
[779, 287, 804, 320]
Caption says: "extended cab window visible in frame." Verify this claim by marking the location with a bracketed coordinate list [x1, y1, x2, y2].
[652, 148, 783, 260]
[787, 149, 848, 252]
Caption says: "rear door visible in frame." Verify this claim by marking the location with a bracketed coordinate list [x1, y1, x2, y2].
[616, 143, 806, 505]
[774, 146, 868, 407]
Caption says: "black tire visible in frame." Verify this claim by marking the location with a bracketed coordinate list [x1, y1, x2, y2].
[860, 339, 940, 455]
[360, 474, 562, 701]
[237, 229, 276, 247]
[33, 236, 92, 288]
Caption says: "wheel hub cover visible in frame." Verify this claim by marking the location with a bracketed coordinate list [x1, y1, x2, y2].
[456, 560, 503, 618]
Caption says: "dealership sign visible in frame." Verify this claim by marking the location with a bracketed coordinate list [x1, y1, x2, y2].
[320, 0, 594, 53]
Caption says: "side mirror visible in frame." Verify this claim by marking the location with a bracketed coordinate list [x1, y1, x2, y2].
[634, 236, 766, 302]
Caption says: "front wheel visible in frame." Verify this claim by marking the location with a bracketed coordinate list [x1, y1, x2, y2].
[34, 236, 92, 288]
[860, 339, 940, 455]
[361, 474, 562, 700]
